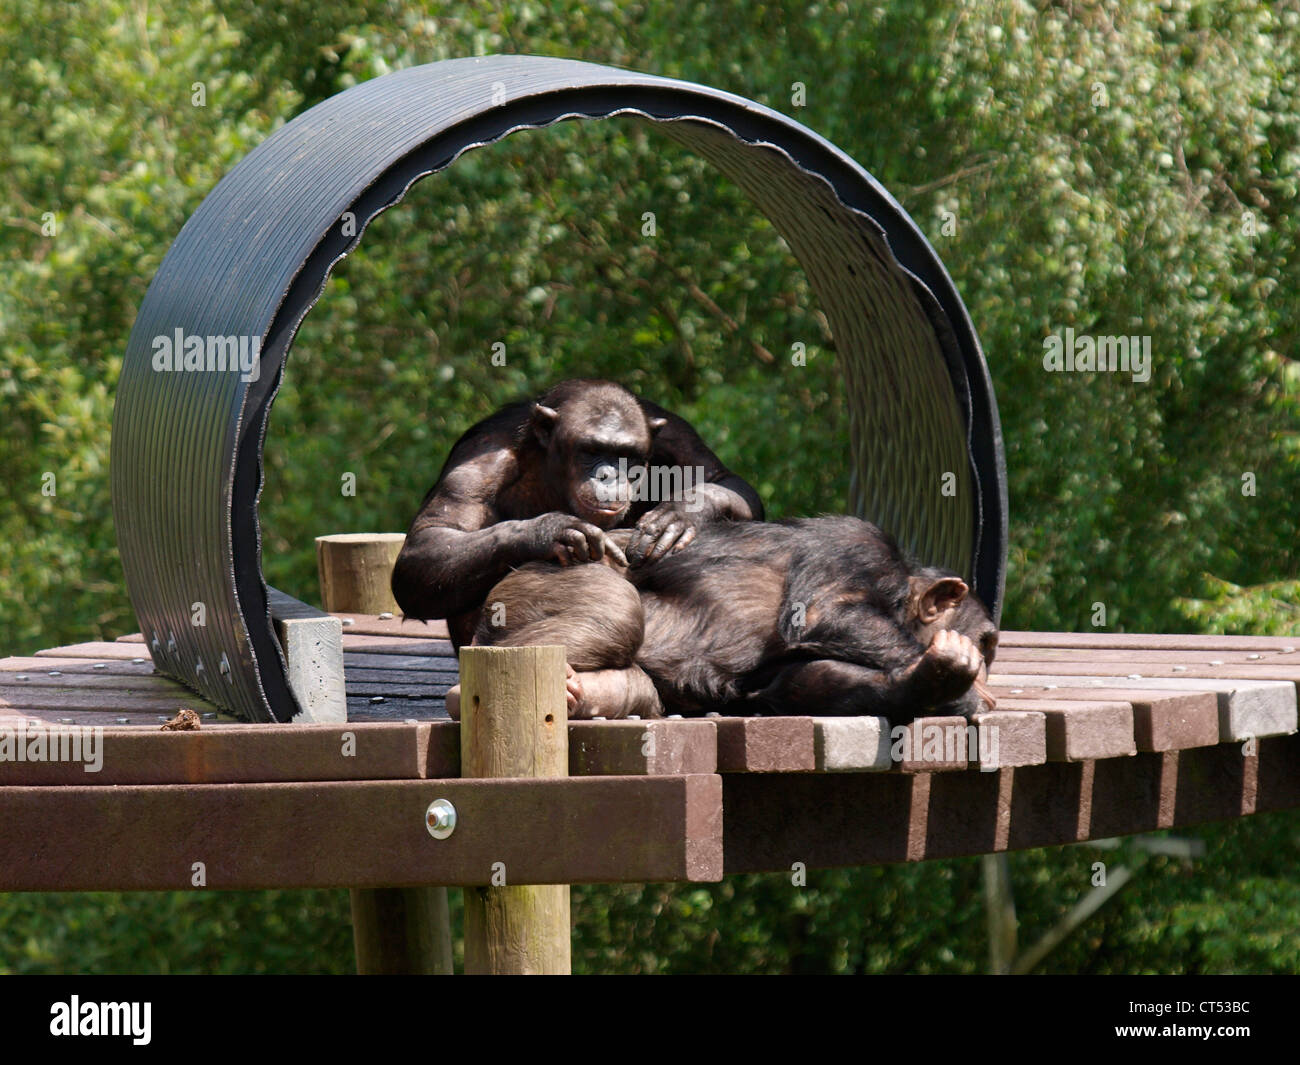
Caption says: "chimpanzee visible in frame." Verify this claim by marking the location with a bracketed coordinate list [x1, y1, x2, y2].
[391, 379, 764, 652]
[468, 516, 998, 723]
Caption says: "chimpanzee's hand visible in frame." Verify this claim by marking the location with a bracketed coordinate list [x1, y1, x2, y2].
[628, 501, 702, 565]
[913, 628, 985, 707]
[533, 512, 628, 567]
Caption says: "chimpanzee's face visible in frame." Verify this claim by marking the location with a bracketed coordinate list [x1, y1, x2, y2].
[908, 571, 999, 670]
[548, 404, 654, 528]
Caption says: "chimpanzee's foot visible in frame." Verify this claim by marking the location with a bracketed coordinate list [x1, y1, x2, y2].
[445, 684, 461, 721]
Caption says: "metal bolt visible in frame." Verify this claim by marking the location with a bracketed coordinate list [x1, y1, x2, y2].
[1127, 674, 1143, 680]
[1209, 660, 1224, 667]
[132, 657, 146, 665]
[203, 712, 217, 720]
[1248, 653, 1262, 661]
[47, 671, 62, 677]
[378, 612, 394, 621]
[167, 632, 177, 655]
[1172, 665, 1187, 672]
[92, 663, 106, 670]
[14, 674, 28, 681]
[195, 659, 205, 677]
[58, 718, 72, 724]
[115, 717, 129, 724]
[151, 635, 161, 653]
[370, 696, 385, 704]
[425, 799, 457, 839]
[341, 617, 355, 626]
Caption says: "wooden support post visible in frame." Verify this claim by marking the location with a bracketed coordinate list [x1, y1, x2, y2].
[315, 532, 454, 976]
[460, 645, 572, 974]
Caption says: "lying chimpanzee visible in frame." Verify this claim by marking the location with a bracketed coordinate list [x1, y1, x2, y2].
[455, 515, 998, 724]
[392, 378, 764, 648]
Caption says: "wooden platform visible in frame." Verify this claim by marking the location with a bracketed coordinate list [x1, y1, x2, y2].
[1, 621, 1296, 890]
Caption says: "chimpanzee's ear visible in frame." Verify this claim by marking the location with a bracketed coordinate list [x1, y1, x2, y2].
[647, 416, 668, 435]
[910, 575, 968, 625]
[531, 404, 560, 448]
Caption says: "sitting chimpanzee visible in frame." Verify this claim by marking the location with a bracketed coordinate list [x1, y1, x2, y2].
[466, 516, 998, 724]
[391, 379, 764, 657]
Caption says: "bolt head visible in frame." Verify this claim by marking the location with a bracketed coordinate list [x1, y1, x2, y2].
[426, 799, 457, 839]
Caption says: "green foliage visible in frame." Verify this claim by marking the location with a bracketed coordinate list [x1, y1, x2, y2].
[0, 0, 1297, 974]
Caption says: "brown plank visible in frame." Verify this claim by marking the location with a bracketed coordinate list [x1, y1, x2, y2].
[1, 656, 155, 675]
[721, 733, 1300, 872]
[348, 696, 449, 721]
[0, 672, 176, 692]
[0, 685, 218, 714]
[970, 710, 1048, 770]
[714, 716, 815, 772]
[344, 653, 458, 672]
[987, 684, 1219, 752]
[995, 647, 1298, 665]
[993, 699, 1136, 761]
[34, 642, 150, 660]
[991, 660, 1300, 682]
[893, 716, 971, 771]
[334, 614, 451, 639]
[0, 721, 457, 785]
[0, 774, 724, 890]
[1000, 631, 1299, 652]
[569, 719, 717, 776]
[341, 635, 454, 655]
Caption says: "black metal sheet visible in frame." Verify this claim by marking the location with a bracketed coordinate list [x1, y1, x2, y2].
[111, 55, 1007, 722]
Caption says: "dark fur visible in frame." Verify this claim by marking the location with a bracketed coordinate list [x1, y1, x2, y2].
[626, 517, 997, 721]
[391, 379, 764, 648]
[471, 516, 997, 723]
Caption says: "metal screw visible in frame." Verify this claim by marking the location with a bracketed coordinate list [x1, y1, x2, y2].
[47, 671, 62, 677]
[341, 617, 355, 626]
[14, 674, 28, 681]
[1127, 674, 1143, 680]
[132, 657, 146, 665]
[195, 660, 205, 677]
[1172, 665, 1187, 672]
[203, 712, 217, 720]
[167, 632, 177, 655]
[115, 717, 129, 724]
[1209, 660, 1224, 667]
[426, 799, 457, 839]
[1248, 653, 1262, 661]
[378, 612, 394, 621]
[92, 663, 106, 670]
[370, 696, 385, 704]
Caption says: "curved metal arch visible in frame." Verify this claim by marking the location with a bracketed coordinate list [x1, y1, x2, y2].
[111, 55, 1007, 722]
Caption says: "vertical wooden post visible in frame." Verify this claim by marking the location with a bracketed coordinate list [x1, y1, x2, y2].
[460, 645, 572, 974]
[315, 532, 455, 976]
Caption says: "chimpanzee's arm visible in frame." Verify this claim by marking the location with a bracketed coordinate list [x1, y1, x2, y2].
[746, 630, 986, 722]
[392, 449, 622, 621]
[638, 400, 764, 521]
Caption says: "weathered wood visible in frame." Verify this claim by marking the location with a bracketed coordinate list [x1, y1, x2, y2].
[0, 775, 724, 891]
[460, 645, 571, 975]
[569, 719, 717, 776]
[317, 532, 452, 976]
[990, 673, 1297, 741]
[715, 716, 816, 772]
[721, 733, 1300, 872]
[268, 587, 346, 724]
[351, 886, 453, 976]
[1000, 631, 1299, 652]
[992, 700, 1138, 761]
[315, 533, 407, 616]
[987, 685, 1220, 752]
[333, 614, 451, 639]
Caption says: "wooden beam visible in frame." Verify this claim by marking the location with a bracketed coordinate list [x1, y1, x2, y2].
[460, 645, 571, 975]
[0, 774, 723, 891]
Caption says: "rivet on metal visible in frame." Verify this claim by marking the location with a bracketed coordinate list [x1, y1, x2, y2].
[425, 799, 457, 839]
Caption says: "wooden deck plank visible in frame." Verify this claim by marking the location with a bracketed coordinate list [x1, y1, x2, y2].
[992, 699, 1137, 761]
[1000, 631, 1299, 652]
[714, 716, 816, 772]
[986, 685, 1220, 752]
[0, 774, 724, 890]
[989, 674, 1297, 741]
[721, 733, 1300, 872]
